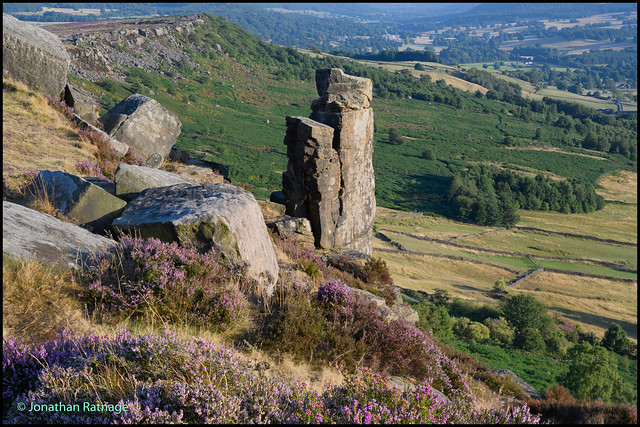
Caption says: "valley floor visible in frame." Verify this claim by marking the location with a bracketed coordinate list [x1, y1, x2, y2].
[373, 170, 638, 341]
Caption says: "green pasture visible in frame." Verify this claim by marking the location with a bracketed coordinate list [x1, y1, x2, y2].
[518, 204, 637, 244]
[454, 228, 637, 267]
[451, 340, 567, 393]
[537, 260, 637, 279]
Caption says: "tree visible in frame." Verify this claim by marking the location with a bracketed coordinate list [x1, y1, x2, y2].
[418, 304, 453, 341]
[513, 326, 546, 352]
[561, 343, 621, 402]
[493, 277, 507, 293]
[414, 62, 425, 71]
[421, 148, 435, 160]
[388, 127, 405, 145]
[534, 128, 542, 140]
[500, 294, 551, 351]
[601, 323, 629, 355]
[503, 135, 516, 146]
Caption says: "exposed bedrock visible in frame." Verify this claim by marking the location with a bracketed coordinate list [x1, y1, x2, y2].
[283, 68, 375, 256]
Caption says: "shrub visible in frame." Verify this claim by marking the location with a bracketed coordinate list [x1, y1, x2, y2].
[75, 143, 143, 182]
[453, 317, 490, 342]
[78, 236, 248, 331]
[421, 148, 435, 160]
[260, 280, 471, 399]
[46, 96, 74, 121]
[528, 384, 638, 424]
[297, 259, 322, 281]
[493, 277, 507, 293]
[2, 329, 540, 424]
[388, 127, 405, 145]
[361, 256, 393, 287]
[484, 317, 514, 344]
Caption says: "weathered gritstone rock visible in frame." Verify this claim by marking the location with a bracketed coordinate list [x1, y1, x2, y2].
[72, 113, 130, 158]
[100, 94, 182, 166]
[3, 201, 116, 269]
[26, 170, 127, 233]
[112, 183, 279, 295]
[64, 83, 98, 125]
[267, 216, 315, 250]
[283, 116, 341, 249]
[283, 69, 375, 255]
[114, 163, 197, 201]
[388, 376, 451, 404]
[2, 13, 70, 98]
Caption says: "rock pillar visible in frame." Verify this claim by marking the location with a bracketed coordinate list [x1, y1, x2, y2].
[282, 68, 375, 255]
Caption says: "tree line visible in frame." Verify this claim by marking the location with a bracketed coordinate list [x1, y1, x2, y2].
[447, 165, 605, 226]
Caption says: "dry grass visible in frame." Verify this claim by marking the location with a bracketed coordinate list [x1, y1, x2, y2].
[597, 170, 637, 204]
[504, 145, 607, 161]
[372, 250, 516, 305]
[2, 257, 94, 344]
[244, 348, 345, 395]
[510, 271, 637, 341]
[517, 171, 637, 243]
[2, 78, 98, 193]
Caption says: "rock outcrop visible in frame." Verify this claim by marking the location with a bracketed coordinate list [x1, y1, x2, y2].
[64, 83, 98, 125]
[99, 94, 182, 167]
[3, 201, 116, 269]
[267, 216, 315, 250]
[72, 114, 130, 158]
[282, 69, 375, 255]
[25, 170, 127, 233]
[112, 183, 279, 295]
[114, 163, 197, 201]
[2, 13, 70, 98]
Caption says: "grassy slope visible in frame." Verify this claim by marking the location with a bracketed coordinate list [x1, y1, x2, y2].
[63, 16, 635, 211]
[373, 170, 637, 341]
[2, 79, 99, 184]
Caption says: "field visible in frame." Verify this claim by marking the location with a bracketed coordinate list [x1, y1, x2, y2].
[373, 170, 638, 341]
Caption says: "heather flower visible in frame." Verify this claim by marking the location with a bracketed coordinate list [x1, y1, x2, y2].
[3, 329, 539, 424]
[79, 237, 248, 331]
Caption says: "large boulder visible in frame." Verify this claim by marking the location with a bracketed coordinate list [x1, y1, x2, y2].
[99, 94, 182, 166]
[114, 163, 197, 201]
[112, 183, 279, 294]
[25, 170, 127, 233]
[2, 13, 70, 98]
[3, 201, 116, 269]
[267, 215, 315, 250]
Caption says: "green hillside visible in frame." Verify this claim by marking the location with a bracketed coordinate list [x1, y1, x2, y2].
[68, 13, 635, 220]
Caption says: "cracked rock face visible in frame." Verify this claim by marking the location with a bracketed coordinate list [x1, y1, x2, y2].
[99, 94, 182, 166]
[283, 69, 375, 256]
[2, 13, 70, 98]
[3, 201, 116, 269]
[112, 183, 279, 295]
